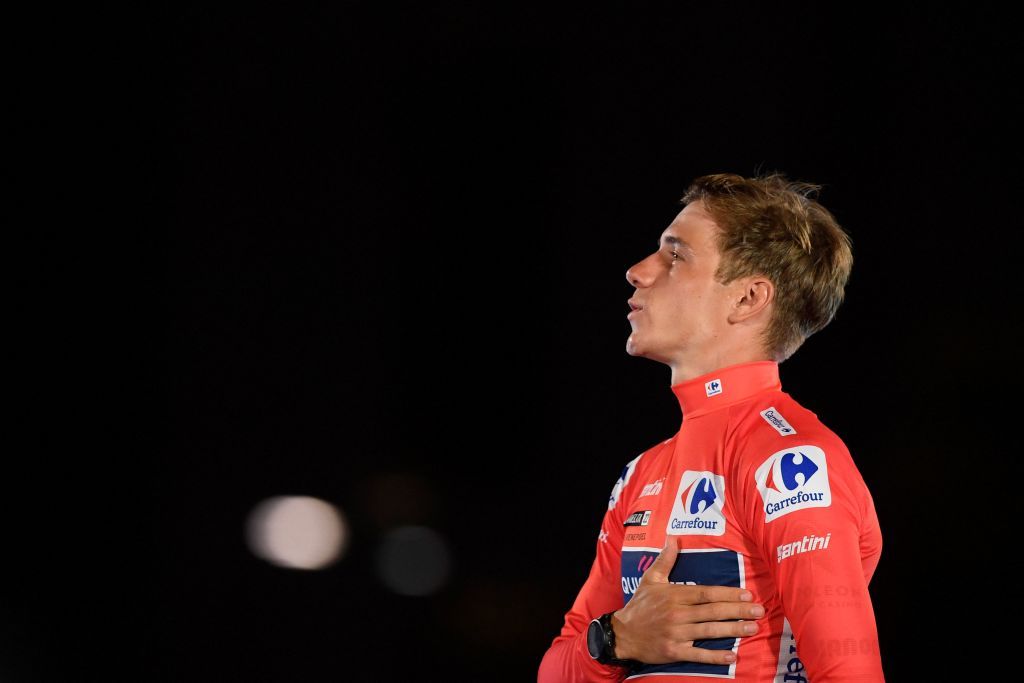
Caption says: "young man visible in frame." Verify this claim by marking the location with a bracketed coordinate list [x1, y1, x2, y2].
[538, 173, 884, 682]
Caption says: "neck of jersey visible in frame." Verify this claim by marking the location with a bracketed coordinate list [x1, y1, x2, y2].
[671, 360, 782, 420]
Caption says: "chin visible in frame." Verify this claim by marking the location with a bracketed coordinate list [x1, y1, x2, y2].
[625, 336, 647, 358]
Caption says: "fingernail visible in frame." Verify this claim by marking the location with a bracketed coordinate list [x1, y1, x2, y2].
[739, 591, 753, 601]
[723, 653, 736, 663]
[743, 622, 757, 634]
[750, 605, 764, 617]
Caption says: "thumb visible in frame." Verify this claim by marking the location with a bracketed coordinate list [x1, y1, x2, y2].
[639, 535, 678, 584]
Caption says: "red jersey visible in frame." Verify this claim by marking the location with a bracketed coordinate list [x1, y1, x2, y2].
[538, 360, 884, 682]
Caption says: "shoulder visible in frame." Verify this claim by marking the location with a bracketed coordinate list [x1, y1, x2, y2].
[730, 391, 853, 468]
[607, 435, 675, 511]
[729, 393, 864, 489]
[729, 393, 870, 518]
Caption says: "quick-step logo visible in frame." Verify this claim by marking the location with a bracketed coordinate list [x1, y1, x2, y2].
[621, 548, 743, 678]
[666, 471, 727, 536]
[755, 445, 831, 522]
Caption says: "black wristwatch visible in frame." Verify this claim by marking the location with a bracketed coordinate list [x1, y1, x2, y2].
[586, 611, 632, 666]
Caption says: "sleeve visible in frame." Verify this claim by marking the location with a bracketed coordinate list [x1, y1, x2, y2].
[537, 457, 640, 683]
[744, 439, 885, 683]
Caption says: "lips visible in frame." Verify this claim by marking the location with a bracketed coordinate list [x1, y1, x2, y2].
[627, 299, 643, 319]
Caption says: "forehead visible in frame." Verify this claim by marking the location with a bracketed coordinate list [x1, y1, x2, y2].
[660, 201, 721, 253]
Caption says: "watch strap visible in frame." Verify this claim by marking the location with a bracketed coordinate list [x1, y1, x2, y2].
[591, 611, 633, 666]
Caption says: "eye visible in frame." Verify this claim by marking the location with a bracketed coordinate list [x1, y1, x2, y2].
[670, 249, 681, 261]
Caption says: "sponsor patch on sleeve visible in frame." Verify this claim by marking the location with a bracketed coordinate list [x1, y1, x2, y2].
[776, 531, 831, 563]
[760, 407, 797, 436]
[754, 445, 831, 522]
[608, 454, 642, 510]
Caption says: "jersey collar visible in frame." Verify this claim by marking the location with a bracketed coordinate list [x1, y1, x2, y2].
[671, 360, 782, 419]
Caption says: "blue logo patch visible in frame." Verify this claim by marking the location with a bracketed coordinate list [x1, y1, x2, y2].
[621, 548, 743, 678]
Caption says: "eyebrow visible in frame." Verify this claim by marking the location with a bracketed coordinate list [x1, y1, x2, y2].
[659, 234, 694, 255]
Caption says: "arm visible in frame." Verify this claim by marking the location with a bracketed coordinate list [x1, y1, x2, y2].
[537, 548, 630, 683]
[537, 477, 631, 683]
[752, 442, 884, 682]
[539, 459, 766, 682]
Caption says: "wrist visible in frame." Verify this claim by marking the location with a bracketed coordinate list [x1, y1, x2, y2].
[609, 611, 631, 661]
[587, 610, 633, 666]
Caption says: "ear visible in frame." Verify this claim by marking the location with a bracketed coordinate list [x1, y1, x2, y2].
[727, 276, 773, 324]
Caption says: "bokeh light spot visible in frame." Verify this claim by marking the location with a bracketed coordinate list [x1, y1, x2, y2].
[246, 496, 349, 570]
[376, 525, 451, 596]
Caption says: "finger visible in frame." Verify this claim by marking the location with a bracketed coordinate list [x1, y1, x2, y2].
[671, 644, 737, 666]
[639, 536, 679, 584]
[671, 584, 756, 606]
[678, 618, 760, 641]
[677, 601, 765, 623]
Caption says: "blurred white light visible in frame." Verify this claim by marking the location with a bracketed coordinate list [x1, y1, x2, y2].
[246, 496, 348, 570]
[376, 525, 451, 596]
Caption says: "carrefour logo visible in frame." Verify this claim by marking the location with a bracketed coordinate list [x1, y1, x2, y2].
[666, 470, 727, 536]
[685, 477, 717, 514]
[754, 445, 831, 522]
[760, 407, 796, 436]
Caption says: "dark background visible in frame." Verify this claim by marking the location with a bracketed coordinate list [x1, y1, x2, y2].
[15, 3, 1012, 681]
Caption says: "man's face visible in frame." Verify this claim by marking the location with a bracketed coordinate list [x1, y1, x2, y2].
[625, 201, 734, 365]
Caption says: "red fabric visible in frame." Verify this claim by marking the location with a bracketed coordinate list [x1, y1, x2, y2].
[538, 361, 884, 682]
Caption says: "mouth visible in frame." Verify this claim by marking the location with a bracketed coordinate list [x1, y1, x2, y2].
[627, 299, 643, 318]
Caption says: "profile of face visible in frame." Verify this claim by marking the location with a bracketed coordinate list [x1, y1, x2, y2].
[625, 201, 747, 367]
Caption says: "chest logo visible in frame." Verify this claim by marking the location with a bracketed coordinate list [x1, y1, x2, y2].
[666, 470, 727, 536]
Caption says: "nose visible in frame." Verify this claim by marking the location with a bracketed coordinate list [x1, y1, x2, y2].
[625, 255, 653, 288]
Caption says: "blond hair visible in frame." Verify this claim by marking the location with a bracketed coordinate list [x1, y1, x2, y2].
[681, 172, 853, 362]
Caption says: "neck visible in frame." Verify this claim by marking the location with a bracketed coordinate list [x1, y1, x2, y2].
[671, 360, 782, 419]
[668, 347, 773, 386]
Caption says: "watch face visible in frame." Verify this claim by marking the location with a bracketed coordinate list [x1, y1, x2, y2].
[586, 618, 604, 660]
